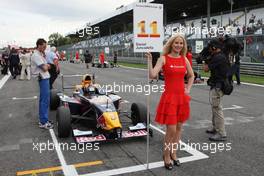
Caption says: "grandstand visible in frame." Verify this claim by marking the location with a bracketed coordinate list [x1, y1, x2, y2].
[59, 0, 264, 64]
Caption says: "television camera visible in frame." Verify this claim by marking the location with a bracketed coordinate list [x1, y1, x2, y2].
[195, 35, 242, 64]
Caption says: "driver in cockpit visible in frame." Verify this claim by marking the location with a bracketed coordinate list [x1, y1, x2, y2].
[75, 74, 94, 96]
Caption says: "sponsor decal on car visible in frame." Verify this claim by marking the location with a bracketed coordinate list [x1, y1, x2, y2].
[76, 135, 106, 143]
[122, 130, 148, 138]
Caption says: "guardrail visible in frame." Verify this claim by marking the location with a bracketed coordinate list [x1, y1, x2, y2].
[193, 62, 264, 76]
[89, 56, 264, 77]
[239, 62, 264, 76]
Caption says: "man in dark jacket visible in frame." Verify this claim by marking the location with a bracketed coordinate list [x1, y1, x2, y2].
[9, 48, 20, 79]
[149, 52, 160, 83]
[228, 51, 241, 85]
[203, 39, 229, 141]
[84, 50, 92, 69]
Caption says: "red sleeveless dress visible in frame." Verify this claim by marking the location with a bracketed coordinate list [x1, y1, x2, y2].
[155, 55, 191, 125]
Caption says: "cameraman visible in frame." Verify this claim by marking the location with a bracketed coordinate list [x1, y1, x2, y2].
[203, 39, 229, 141]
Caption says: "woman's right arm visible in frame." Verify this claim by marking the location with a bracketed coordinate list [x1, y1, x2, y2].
[145, 53, 164, 79]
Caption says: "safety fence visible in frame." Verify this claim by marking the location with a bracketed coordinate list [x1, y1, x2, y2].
[192, 62, 264, 76]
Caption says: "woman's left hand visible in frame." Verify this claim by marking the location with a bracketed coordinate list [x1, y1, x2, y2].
[185, 87, 190, 94]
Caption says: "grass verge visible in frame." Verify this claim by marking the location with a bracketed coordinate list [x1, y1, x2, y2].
[118, 62, 147, 69]
[198, 71, 264, 85]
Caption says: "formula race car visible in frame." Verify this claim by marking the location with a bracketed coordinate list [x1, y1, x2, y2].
[91, 58, 113, 68]
[50, 74, 151, 143]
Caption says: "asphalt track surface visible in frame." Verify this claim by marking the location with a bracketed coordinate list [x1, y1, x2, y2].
[0, 61, 263, 176]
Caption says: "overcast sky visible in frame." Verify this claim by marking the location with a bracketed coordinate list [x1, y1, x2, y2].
[0, 0, 136, 48]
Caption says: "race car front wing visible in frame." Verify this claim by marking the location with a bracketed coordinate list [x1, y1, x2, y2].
[74, 129, 148, 144]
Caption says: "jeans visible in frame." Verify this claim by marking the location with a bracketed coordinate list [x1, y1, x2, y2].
[9, 63, 20, 77]
[228, 63, 240, 84]
[232, 64, 240, 84]
[39, 78, 50, 124]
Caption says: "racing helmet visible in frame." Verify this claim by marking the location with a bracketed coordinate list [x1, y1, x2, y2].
[82, 74, 92, 87]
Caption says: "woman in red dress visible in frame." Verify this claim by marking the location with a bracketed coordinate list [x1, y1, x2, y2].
[99, 51, 105, 67]
[146, 34, 194, 170]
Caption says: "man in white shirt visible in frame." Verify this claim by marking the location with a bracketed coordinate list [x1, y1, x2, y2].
[19, 49, 31, 80]
[45, 46, 59, 89]
[31, 38, 53, 129]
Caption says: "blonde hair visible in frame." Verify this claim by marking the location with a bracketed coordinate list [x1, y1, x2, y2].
[162, 34, 187, 56]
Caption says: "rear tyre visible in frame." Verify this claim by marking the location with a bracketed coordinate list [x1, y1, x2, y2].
[56, 106, 71, 138]
[131, 102, 147, 126]
[50, 90, 60, 110]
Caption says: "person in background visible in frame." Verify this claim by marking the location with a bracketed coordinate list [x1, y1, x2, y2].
[149, 52, 160, 84]
[113, 51, 118, 67]
[19, 49, 31, 80]
[46, 46, 59, 89]
[1, 51, 9, 75]
[31, 38, 53, 129]
[70, 52, 73, 62]
[99, 51, 105, 68]
[54, 49, 60, 75]
[0, 53, 3, 67]
[186, 46, 193, 67]
[228, 46, 242, 85]
[9, 48, 20, 79]
[84, 50, 92, 69]
[185, 46, 193, 83]
[92, 54, 95, 64]
[76, 51, 79, 63]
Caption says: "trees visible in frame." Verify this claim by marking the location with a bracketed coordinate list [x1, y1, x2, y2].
[48, 33, 62, 47]
[48, 32, 88, 47]
[48, 33, 72, 47]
